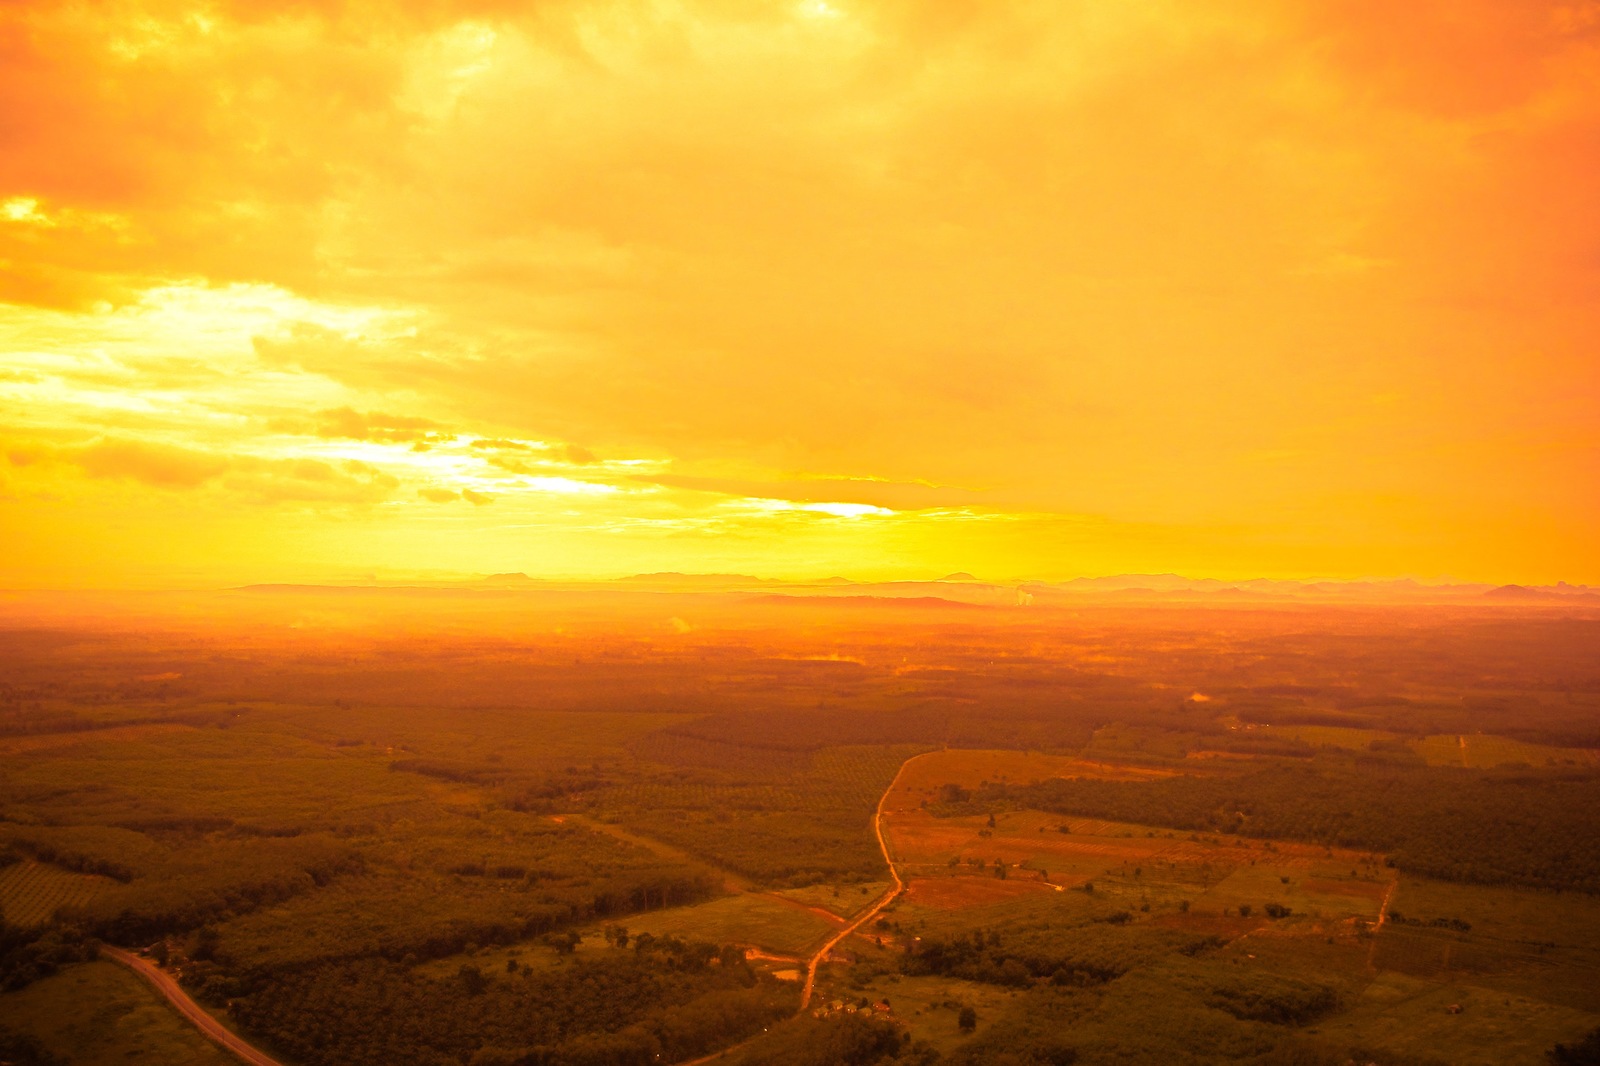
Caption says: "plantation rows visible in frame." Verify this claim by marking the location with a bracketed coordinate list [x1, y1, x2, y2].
[0, 861, 108, 927]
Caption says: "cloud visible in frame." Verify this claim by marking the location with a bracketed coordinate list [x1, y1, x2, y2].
[73, 439, 230, 487]
[0, 0, 1596, 582]
[469, 438, 537, 451]
[637, 472, 982, 511]
[51, 436, 401, 503]
[310, 406, 444, 443]
[418, 486, 493, 505]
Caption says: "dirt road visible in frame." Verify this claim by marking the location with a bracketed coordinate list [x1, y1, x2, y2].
[99, 946, 287, 1066]
[682, 750, 935, 1064]
[796, 751, 930, 1009]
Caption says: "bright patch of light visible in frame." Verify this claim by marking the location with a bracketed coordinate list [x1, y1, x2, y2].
[741, 497, 892, 518]
[139, 283, 402, 341]
[801, 501, 891, 517]
[516, 477, 619, 495]
[2, 198, 52, 226]
[402, 21, 499, 120]
[798, 0, 842, 18]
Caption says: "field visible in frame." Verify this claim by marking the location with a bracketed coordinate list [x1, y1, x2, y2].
[776, 880, 892, 920]
[1412, 733, 1598, 769]
[1253, 724, 1599, 769]
[0, 960, 237, 1066]
[416, 890, 845, 984]
[885, 749, 1393, 921]
[783, 745, 1600, 1065]
[892, 749, 1180, 796]
[0, 860, 113, 927]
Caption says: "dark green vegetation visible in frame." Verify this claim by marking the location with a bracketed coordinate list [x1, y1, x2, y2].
[0, 1025, 63, 1066]
[960, 755, 1600, 892]
[0, 960, 237, 1065]
[903, 919, 1225, 988]
[1548, 1028, 1600, 1065]
[0, 592, 1596, 1064]
[231, 938, 790, 1066]
[602, 744, 918, 883]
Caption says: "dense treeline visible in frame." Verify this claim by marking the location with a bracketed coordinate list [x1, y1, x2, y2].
[1204, 971, 1341, 1025]
[228, 937, 792, 1066]
[0, 917, 97, 991]
[81, 839, 367, 944]
[601, 746, 918, 884]
[0, 1024, 65, 1066]
[7, 838, 134, 883]
[965, 756, 1600, 892]
[903, 922, 1223, 988]
[207, 869, 718, 973]
[731, 1013, 939, 1066]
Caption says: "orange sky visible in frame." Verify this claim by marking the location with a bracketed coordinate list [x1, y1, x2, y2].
[1, 0, 1597, 587]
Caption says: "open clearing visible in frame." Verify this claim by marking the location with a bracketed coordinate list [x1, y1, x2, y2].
[1248, 724, 1599, 769]
[0, 960, 238, 1066]
[891, 749, 1178, 803]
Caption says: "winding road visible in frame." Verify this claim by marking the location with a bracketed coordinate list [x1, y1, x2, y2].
[681, 750, 931, 1064]
[797, 751, 924, 1009]
[99, 946, 287, 1066]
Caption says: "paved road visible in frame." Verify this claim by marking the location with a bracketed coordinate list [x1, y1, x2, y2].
[99, 946, 288, 1066]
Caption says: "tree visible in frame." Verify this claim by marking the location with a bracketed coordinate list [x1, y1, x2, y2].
[457, 963, 488, 995]
[1549, 1028, 1600, 1065]
[958, 1005, 977, 1031]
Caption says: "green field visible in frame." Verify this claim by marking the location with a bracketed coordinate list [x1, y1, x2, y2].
[1411, 733, 1595, 769]
[417, 890, 841, 982]
[1257, 724, 1596, 769]
[775, 880, 892, 920]
[841, 973, 1030, 1057]
[0, 861, 112, 927]
[0, 960, 237, 1066]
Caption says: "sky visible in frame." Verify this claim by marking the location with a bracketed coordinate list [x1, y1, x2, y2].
[1, 0, 1597, 588]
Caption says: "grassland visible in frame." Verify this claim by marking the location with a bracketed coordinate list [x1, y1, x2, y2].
[1252, 724, 1598, 769]
[0, 860, 112, 927]
[0, 960, 238, 1066]
[775, 880, 892, 920]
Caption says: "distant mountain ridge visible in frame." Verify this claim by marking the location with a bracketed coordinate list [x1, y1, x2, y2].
[230, 573, 1600, 607]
